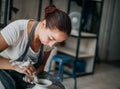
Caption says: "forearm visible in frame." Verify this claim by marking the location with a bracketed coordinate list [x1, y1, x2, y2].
[36, 64, 44, 74]
[0, 56, 14, 70]
[36, 51, 51, 74]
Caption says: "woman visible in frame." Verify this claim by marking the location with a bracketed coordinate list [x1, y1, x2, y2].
[0, 5, 71, 89]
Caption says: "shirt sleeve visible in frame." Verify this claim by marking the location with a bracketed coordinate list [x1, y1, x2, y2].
[0, 20, 27, 46]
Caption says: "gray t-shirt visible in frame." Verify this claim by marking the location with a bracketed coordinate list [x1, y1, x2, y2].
[0, 19, 52, 64]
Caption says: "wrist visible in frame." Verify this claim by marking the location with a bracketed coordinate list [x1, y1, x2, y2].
[36, 65, 44, 74]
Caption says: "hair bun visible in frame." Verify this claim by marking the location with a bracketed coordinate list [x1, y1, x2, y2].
[45, 5, 57, 17]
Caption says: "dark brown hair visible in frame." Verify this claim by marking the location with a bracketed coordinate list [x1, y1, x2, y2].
[44, 5, 71, 36]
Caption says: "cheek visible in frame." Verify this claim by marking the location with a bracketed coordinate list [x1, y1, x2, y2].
[39, 34, 49, 44]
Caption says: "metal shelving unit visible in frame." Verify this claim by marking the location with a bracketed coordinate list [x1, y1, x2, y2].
[57, 0, 104, 89]
[0, 0, 9, 28]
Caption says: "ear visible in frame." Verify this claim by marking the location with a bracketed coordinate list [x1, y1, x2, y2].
[42, 20, 46, 28]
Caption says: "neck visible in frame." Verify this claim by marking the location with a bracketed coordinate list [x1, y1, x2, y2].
[27, 20, 42, 52]
[31, 38, 41, 52]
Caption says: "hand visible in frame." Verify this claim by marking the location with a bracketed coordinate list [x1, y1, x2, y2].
[23, 75, 34, 84]
[11, 61, 37, 76]
[13, 64, 26, 74]
[23, 64, 37, 76]
[10, 60, 37, 75]
[23, 74, 39, 84]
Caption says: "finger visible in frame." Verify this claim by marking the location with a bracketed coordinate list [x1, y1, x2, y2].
[29, 65, 35, 72]
[25, 69, 33, 76]
[22, 66, 32, 76]
[23, 76, 34, 83]
[27, 76, 34, 83]
[29, 65, 37, 74]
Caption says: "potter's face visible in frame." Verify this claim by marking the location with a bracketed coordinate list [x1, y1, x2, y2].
[39, 27, 68, 47]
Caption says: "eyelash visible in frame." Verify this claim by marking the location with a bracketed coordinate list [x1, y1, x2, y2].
[49, 37, 54, 41]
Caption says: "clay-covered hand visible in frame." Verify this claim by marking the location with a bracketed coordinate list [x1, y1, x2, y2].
[10, 61, 37, 76]
[23, 64, 37, 76]
[23, 75, 34, 84]
[23, 74, 39, 84]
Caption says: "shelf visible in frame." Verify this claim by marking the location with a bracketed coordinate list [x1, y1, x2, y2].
[71, 32, 97, 38]
[81, 32, 96, 37]
[57, 46, 94, 58]
[91, 0, 102, 2]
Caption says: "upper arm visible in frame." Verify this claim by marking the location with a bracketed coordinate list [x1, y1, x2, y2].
[0, 32, 9, 52]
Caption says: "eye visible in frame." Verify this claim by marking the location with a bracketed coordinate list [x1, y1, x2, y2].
[49, 36, 55, 41]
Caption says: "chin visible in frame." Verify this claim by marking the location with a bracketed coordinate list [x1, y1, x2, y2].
[42, 42, 48, 45]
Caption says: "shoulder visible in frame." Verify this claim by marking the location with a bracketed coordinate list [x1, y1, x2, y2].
[2, 19, 29, 31]
[8, 19, 29, 28]
[0, 19, 30, 45]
